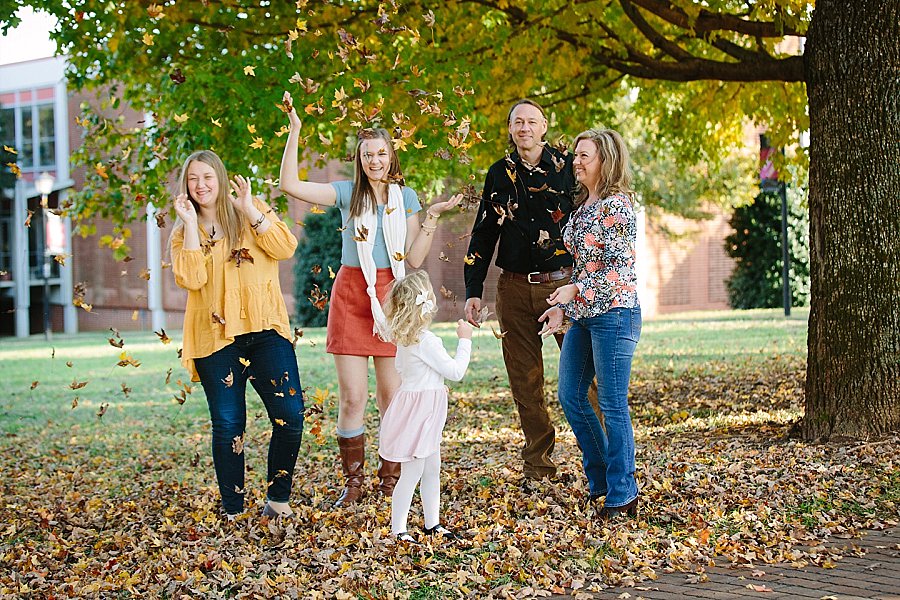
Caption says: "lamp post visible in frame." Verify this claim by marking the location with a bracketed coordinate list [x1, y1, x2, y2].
[35, 171, 55, 341]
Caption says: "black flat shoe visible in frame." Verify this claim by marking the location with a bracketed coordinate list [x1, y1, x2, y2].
[598, 496, 638, 521]
[395, 531, 418, 544]
[423, 524, 457, 540]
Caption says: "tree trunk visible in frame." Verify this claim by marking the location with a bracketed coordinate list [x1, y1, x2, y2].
[803, 1, 900, 439]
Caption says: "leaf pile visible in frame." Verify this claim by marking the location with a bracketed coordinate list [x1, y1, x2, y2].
[0, 351, 897, 598]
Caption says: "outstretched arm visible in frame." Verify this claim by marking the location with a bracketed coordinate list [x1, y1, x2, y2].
[278, 91, 337, 207]
[404, 193, 462, 268]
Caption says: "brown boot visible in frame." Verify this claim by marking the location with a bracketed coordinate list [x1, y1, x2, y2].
[377, 458, 401, 497]
[335, 434, 366, 507]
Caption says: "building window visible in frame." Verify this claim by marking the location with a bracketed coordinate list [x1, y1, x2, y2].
[0, 92, 56, 172]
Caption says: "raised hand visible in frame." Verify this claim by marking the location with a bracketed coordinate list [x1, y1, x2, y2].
[283, 91, 301, 130]
[173, 193, 197, 225]
[427, 193, 463, 216]
[229, 174, 253, 215]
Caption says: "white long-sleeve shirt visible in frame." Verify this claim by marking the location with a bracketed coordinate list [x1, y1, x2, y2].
[395, 331, 472, 392]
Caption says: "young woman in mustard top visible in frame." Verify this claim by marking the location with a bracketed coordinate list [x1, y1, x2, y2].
[170, 150, 304, 520]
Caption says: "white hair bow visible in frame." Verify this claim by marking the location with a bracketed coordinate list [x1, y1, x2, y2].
[415, 292, 435, 317]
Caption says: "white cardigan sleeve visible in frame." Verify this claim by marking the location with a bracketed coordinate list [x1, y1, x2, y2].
[418, 333, 472, 382]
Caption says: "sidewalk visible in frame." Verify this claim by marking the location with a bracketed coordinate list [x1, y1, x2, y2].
[554, 528, 899, 599]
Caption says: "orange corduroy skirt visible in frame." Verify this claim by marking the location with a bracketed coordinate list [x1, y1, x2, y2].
[326, 266, 397, 357]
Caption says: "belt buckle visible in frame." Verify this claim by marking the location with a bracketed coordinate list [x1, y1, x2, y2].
[526, 271, 542, 284]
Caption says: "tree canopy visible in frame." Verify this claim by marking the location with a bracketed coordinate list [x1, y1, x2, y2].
[3, 0, 809, 228]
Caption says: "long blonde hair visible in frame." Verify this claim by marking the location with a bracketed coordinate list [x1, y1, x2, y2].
[171, 150, 245, 253]
[349, 128, 405, 219]
[573, 129, 634, 207]
[383, 270, 437, 347]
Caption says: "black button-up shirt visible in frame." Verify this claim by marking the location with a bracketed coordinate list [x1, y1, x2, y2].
[464, 146, 576, 299]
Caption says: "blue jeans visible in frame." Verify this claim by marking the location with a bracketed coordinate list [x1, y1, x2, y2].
[194, 329, 305, 514]
[558, 307, 641, 507]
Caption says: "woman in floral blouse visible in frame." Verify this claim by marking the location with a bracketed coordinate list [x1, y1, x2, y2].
[538, 128, 641, 520]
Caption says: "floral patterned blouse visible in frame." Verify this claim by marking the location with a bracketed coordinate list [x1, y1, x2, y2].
[561, 192, 639, 320]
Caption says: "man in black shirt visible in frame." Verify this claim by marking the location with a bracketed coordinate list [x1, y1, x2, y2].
[464, 99, 583, 482]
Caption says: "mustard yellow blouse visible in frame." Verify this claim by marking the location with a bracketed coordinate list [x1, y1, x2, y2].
[171, 199, 298, 381]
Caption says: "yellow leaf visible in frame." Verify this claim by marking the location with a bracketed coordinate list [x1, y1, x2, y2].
[332, 87, 347, 107]
[211, 118, 222, 127]
[243, 65, 256, 76]
[131, 309, 138, 320]
[392, 137, 408, 151]
[249, 137, 264, 149]
[239, 357, 251, 368]
[328, 266, 336, 279]
[147, 4, 165, 18]
[173, 113, 188, 123]
[95, 163, 108, 179]
[274, 125, 290, 137]
[142, 32, 154, 46]
[310, 205, 325, 214]
[247, 124, 256, 134]
[413, 139, 426, 149]
[3, 145, 16, 154]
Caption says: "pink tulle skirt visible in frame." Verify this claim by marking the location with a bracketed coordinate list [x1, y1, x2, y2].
[379, 387, 448, 462]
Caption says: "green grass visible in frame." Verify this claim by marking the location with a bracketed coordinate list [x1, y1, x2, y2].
[0, 308, 808, 440]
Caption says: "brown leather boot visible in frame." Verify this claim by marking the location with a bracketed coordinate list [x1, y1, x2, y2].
[335, 434, 366, 507]
[377, 458, 401, 497]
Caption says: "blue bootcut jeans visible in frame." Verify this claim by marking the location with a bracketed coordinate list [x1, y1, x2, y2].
[558, 306, 641, 507]
[194, 329, 305, 514]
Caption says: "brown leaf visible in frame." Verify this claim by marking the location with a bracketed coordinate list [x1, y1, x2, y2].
[222, 370, 234, 388]
[69, 379, 88, 390]
[155, 329, 171, 344]
[232, 434, 244, 455]
[228, 248, 254, 267]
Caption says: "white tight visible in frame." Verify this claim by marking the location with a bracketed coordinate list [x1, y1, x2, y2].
[391, 451, 441, 535]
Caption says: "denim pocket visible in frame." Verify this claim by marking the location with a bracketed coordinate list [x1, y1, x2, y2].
[629, 308, 642, 343]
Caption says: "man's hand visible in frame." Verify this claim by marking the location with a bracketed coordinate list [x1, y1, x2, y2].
[464, 297, 482, 327]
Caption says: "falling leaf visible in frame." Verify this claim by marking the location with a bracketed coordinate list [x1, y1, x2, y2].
[30, 381, 39, 390]
[292, 327, 304, 345]
[222, 370, 234, 388]
[308, 284, 328, 311]
[439, 285, 455, 299]
[310, 205, 326, 214]
[249, 137, 264, 149]
[491, 326, 508, 339]
[165, 368, 172, 384]
[438, 252, 450, 262]
[393, 251, 407, 261]
[121, 382, 132, 397]
[130, 309, 137, 320]
[243, 65, 256, 76]
[463, 253, 477, 265]
[352, 224, 369, 242]
[3, 145, 16, 154]
[117, 352, 141, 368]
[71, 396, 78, 409]
[108, 328, 125, 348]
[155, 329, 171, 344]
[328, 266, 336, 279]
[70, 379, 88, 390]
[228, 248, 254, 267]
[549, 207, 565, 223]
[6, 162, 22, 178]
[155, 212, 166, 228]
[211, 117, 222, 127]
[24, 210, 33, 227]
[96, 403, 109, 418]
[274, 418, 286, 426]
[172, 113, 188, 124]
[239, 357, 251, 369]
[142, 32, 154, 46]
[139, 268, 151, 281]
[147, 4, 164, 18]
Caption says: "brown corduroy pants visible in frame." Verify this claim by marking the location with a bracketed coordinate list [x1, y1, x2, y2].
[495, 272, 599, 479]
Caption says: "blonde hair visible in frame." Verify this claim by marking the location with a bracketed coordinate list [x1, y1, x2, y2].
[170, 150, 246, 253]
[573, 129, 634, 208]
[383, 270, 437, 347]
[349, 128, 405, 219]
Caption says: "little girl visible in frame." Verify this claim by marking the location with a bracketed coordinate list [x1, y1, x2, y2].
[380, 270, 473, 542]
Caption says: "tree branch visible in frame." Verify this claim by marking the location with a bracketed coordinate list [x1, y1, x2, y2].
[628, 0, 802, 38]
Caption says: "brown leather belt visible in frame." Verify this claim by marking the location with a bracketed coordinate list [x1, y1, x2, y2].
[501, 266, 573, 284]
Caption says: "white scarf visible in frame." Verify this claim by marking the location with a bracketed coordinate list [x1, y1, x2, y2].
[355, 183, 407, 338]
